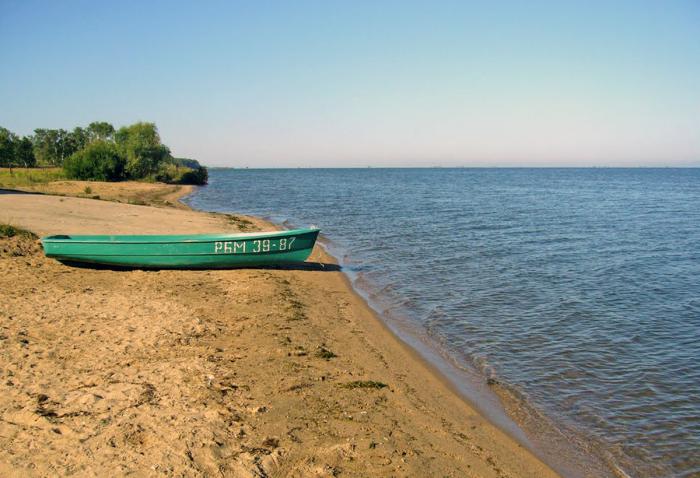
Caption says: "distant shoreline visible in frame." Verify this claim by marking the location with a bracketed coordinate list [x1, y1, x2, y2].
[206, 165, 700, 171]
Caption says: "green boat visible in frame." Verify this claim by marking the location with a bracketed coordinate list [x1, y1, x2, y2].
[41, 228, 320, 269]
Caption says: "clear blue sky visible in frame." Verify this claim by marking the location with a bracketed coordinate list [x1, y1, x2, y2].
[1, 0, 699, 167]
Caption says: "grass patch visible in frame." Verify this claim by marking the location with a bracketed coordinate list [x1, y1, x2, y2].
[288, 299, 307, 321]
[225, 214, 254, 231]
[315, 346, 338, 360]
[340, 380, 387, 390]
[278, 280, 308, 321]
[0, 224, 37, 239]
[0, 168, 66, 188]
[282, 290, 307, 321]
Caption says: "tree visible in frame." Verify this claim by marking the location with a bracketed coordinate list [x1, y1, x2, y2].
[31, 128, 74, 165]
[33, 128, 60, 165]
[63, 140, 126, 181]
[32, 129, 52, 165]
[2, 121, 202, 181]
[0, 128, 34, 169]
[15, 137, 36, 167]
[0, 127, 17, 167]
[54, 129, 72, 165]
[68, 127, 89, 153]
[115, 122, 170, 178]
[87, 121, 115, 142]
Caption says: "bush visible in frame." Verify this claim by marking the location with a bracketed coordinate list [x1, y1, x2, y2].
[178, 166, 208, 185]
[0, 224, 36, 239]
[152, 163, 208, 185]
[153, 162, 180, 183]
[63, 141, 126, 181]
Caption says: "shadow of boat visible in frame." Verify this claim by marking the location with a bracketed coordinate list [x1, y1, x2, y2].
[57, 260, 341, 272]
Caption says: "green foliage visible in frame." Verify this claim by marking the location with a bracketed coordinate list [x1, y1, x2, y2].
[34, 126, 105, 166]
[115, 122, 170, 178]
[0, 127, 17, 167]
[87, 121, 115, 141]
[178, 165, 208, 185]
[340, 381, 388, 390]
[15, 137, 36, 167]
[225, 214, 254, 231]
[172, 157, 201, 169]
[3, 122, 206, 184]
[69, 127, 89, 153]
[63, 141, 126, 181]
[0, 127, 36, 167]
[0, 168, 66, 187]
[315, 346, 338, 360]
[32, 128, 73, 166]
[32, 129, 55, 165]
[0, 224, 37, 239]
[153, 162, 181, 183]
[154, 162, 208, 185]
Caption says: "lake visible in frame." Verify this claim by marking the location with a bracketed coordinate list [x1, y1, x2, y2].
[187, 168, 700, 478]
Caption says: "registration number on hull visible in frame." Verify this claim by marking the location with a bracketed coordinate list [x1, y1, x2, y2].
[214, 237, 295, 254]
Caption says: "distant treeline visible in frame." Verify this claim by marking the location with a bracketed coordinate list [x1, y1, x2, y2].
[0, 122, 207, 185]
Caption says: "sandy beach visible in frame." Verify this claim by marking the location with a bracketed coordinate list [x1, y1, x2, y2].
[0, 185, 559, 477]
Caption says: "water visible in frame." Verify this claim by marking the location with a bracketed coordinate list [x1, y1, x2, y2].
[186, 168, 700, 478]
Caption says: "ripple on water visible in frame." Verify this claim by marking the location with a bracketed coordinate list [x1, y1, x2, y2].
[187, 168, 700, 478]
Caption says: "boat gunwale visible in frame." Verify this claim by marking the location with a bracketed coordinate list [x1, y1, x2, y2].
[47, 248, 314, 258]
[40, 228, 320, 245]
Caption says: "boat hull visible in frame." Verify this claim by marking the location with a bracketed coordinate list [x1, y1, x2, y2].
[41, 228, 320, 269]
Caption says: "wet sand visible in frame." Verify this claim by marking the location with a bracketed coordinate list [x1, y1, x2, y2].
[0, 187, 559, 477]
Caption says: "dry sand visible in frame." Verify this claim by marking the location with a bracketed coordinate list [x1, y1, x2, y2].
[0, 187, 559, 477]
[5, 180, 195, 210]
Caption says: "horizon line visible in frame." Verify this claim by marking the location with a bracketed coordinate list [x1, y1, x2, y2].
[205, 165, 700, 170]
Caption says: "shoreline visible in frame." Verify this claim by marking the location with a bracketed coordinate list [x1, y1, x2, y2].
[1, 183, 560, 476]
[319, 235, 620, 478]
[182, 186, 596, 478]
[183, 193, 613, 478]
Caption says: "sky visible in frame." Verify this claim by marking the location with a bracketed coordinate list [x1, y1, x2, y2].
[1, 0, 699, 167]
